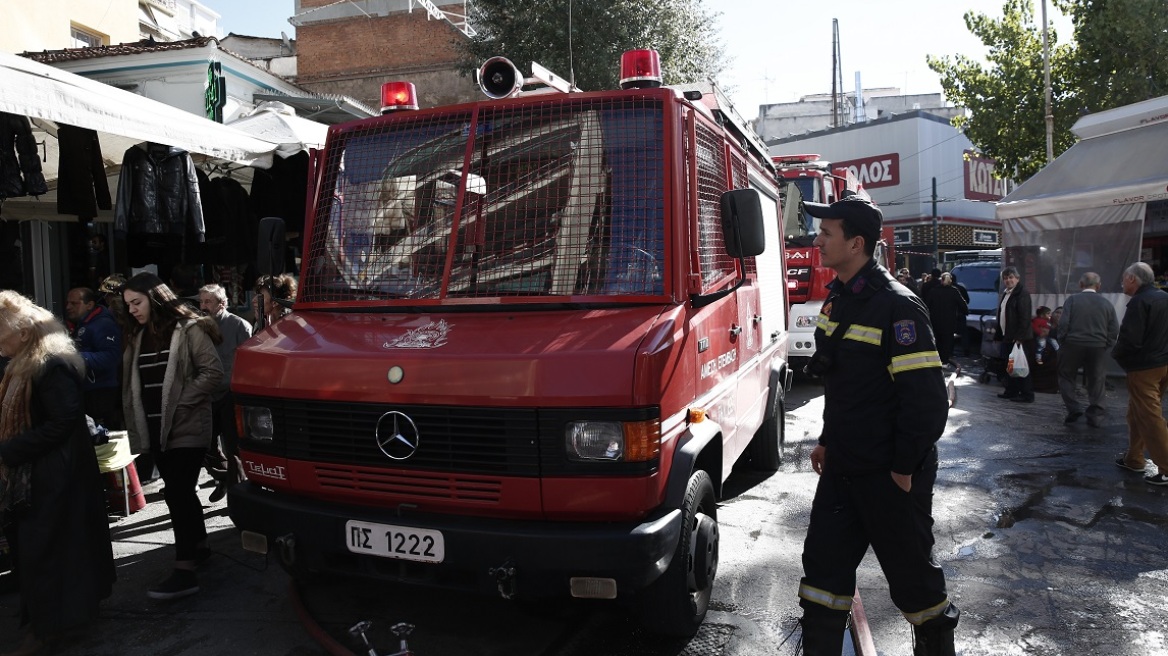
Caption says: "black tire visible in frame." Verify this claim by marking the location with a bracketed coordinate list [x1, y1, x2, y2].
[637, 470, 718, 637]
[748, 388, 785, 471]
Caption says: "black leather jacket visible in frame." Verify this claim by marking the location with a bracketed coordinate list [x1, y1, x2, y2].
[1113, 283, 1168, 371]
[114, 143, 205, 241]
[0, 111, 49, 200]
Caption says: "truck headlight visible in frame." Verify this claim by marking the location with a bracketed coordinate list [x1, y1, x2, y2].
[241, 406, 274, 442]
[565, 419, 660, 463]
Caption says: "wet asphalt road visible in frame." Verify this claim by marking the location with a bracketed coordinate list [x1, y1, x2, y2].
[2, 355, 1166, 655]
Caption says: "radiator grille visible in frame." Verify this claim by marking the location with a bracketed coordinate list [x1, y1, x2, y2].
[315, 465, 503, 502]
[253, 397, 541, 476]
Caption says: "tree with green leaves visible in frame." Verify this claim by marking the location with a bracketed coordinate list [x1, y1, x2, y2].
[1054, 0, 1168, 114]
[928, 0, 1168, 183]
[926, 0, 1077, 182]
[457, 0, 725, 93]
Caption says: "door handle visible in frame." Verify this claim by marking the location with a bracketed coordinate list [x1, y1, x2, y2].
[729, 325, 743, 337]
[752, 314, 763, 324]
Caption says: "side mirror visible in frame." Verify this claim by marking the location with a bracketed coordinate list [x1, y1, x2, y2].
[720, 189, 765, 257]
[257, 217, 286, 277]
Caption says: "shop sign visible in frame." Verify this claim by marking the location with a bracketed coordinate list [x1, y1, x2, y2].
[964, 150, 1007, 201]
[834, 153, 899, 189]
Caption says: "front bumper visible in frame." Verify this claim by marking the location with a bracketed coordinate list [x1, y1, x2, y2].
[228, 482, 682, 599]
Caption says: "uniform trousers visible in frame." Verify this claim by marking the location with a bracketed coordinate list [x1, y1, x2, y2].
[799, 448, 952, 625]
[1123, 365, 1168, 470]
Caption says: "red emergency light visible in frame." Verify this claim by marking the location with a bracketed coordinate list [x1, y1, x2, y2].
[619, 49, 662, 89]
[380, 81, 419, 113]
[773, 154, 822, 165]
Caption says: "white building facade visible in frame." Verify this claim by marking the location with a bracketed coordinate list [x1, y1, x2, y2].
[769, 111, 1009, 274]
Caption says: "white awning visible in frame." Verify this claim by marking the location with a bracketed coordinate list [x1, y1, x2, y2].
[0, 49, 278, 167]
[227, 101, 329, 158]
[996, 97, 1168, 220]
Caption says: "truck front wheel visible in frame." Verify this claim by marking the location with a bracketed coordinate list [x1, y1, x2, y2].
[637, 470, 718, 636]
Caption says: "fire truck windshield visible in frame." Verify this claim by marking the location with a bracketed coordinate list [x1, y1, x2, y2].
[301, 100, 667, 303]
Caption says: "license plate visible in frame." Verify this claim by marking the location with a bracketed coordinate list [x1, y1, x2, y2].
[344, 520, 445, 563]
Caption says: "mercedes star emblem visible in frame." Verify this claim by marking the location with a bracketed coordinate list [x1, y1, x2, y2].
[374, 411, 421, 460]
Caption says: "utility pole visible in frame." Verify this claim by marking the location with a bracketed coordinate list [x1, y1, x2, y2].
[831, 19, 843, 128]
[932, 177, 939, 269]
[1041, 0, 1054, 163]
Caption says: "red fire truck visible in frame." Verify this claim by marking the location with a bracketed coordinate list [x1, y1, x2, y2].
[229, 50, 792, 636]
[774, 154, 893, 370]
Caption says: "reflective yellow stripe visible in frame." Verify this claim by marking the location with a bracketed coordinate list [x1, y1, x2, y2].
[798, 584, 854, 611]
[903, 598, 951, 625]
[843, 324, 882, 345]
[818, 315, 833, 333]
[890, 351, 942, 375]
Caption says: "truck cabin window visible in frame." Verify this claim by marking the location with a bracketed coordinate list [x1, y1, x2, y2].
[305, 100, 666, 302]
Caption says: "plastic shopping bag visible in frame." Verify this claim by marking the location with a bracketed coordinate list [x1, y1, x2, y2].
[1007, 342, 1029, 378]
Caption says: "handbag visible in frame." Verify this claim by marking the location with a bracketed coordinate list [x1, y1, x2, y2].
[1007, 342, 1030, 378]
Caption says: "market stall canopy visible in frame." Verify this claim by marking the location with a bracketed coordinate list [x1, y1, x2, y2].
[996, 95, 1168, 220]
[0, 49, 279, 167]
[227, 101, 328, 158]
[993, 95, 1168, 324]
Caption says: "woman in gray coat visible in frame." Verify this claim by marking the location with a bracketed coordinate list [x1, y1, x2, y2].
[121, 272, 222, 600]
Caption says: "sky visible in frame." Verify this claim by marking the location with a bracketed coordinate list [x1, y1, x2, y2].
[201, 0, 1073, 121]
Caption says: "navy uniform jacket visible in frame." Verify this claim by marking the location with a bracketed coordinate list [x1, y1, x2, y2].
[814, 259, 949, 476]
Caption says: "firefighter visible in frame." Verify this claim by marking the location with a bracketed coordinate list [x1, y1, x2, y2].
[796, 195, 959, 656]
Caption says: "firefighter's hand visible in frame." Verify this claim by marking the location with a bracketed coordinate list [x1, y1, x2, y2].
[810, 445, 825, 475]
[891, 471, 912, 492]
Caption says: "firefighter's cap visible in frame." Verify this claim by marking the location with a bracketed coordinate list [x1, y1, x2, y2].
[803, 195, 883, 246]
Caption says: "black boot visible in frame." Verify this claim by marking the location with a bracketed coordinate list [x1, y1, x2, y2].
[913, 624, 955, 656]
[912, 602, 959, 656]
[799, 614, 846, 656]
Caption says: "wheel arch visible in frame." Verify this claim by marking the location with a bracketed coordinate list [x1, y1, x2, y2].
[664, 419, 724, 506]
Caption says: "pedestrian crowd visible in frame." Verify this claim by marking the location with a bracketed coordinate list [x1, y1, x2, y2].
[0, 267, 296, 655]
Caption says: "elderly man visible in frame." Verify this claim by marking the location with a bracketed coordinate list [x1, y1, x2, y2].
[1112, 263, 1168, 486]
[1056, 272, 1119, 427]
[65, 286, 123, 430]
[198, 284, 253, 502]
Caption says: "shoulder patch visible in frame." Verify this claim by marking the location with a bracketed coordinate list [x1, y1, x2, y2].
[822, 301, 833, 316]
[893, 319, 918, 346]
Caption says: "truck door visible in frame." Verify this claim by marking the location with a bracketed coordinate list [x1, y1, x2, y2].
[736, 180, 786, 445]
[690, 120, 742, 462]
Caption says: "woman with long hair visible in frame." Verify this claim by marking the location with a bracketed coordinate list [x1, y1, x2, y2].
[120, 272, 222, 600]
[0, 291, 115, 655]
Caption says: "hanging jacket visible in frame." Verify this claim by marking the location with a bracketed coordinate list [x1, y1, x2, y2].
[57, 124, 112, 219]
[0, 111, 49, 199]
[114, 142, 205, 241]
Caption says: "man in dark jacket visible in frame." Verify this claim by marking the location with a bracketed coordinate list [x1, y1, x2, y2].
[1112, 262, 1168, 485]
[65, 287, 123, 430]
[796, 196, 958, 655]
[1056, 272, 1119, 427]
[996, 266, 1034, 403]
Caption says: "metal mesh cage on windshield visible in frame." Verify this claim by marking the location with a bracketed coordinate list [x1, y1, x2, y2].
[300, 97, 668, 304]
